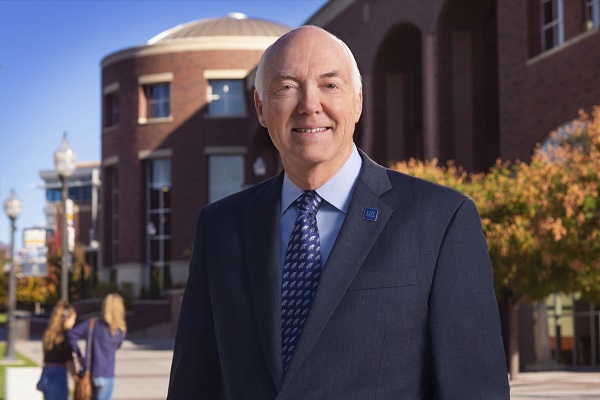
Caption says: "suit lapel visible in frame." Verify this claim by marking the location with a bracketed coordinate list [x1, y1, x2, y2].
[281, 152, 393, 387]
[244, 174, 285, 389]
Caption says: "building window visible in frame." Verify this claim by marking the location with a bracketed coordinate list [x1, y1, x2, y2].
[146, 158, 171, 296]
[586, 0, 600, 30]
[208, 80, 246, 116]
[104, 92, 119, 128]
[208, 154, 245, 202]
[46, 185, 92, 203]
[541, 0, 564, 51]
[144, 83, 170, 119]
[46, 188, 61, 202]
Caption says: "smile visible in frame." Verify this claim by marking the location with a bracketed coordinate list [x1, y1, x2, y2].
[293, 127, 329, 133]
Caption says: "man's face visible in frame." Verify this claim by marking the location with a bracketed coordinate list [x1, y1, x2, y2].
[255, 27, 362, 180]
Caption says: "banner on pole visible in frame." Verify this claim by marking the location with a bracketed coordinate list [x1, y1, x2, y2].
[21, 228, 48, 278]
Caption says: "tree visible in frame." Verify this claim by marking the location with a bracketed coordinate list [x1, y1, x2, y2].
[392, 106, 600, 379]
[46, 230, 92, 302]
[528, 109, 600, 301]
[0, 228, 95, 311]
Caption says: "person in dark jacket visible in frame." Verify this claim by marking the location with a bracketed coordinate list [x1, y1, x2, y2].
[68, 293, 127, 400]
[168, 25, 509, 399]
[37, 300, 77, 400]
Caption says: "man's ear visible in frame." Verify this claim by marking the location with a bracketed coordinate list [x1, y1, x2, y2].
[355, 89, 363, 123]
[254, 90, 267, 127]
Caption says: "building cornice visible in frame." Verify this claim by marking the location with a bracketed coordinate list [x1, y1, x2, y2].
[138, 148, 173, 160]
[102, 36, 281, 68]
[102, 155, 119, 167]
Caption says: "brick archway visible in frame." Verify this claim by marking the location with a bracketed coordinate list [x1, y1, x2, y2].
[437, 0, 500, 171]
[372, 23, 423, 167]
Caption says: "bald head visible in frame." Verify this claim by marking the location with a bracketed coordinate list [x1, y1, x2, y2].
[254, 26, 362, 100]
[252, 24, 363, 190]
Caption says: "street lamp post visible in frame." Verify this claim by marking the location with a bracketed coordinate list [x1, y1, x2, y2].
[4, 190, 22, 361]
[54, 133, 76, 301]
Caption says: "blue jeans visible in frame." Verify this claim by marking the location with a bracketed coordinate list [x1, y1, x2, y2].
[92, 376, 115, 400]
[37, 365, 68, 400]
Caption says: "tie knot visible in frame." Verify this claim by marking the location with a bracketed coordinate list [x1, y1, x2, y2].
[295, 191, 322, 215]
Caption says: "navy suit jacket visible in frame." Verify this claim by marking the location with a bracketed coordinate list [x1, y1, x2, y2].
[168, 151, 509, 399]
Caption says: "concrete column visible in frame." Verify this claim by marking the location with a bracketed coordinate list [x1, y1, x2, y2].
[452, 31, 475, 170]
[385, 72, 404, 163]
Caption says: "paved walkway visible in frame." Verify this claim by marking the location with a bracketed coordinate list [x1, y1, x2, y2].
[510, 371, 600, 399]
[10, 339, 600, 399]
[15, 339, 173, 400]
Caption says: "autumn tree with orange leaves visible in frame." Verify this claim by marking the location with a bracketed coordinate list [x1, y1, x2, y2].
[393, 106, 600, 380]
[45, 229, 93, 302]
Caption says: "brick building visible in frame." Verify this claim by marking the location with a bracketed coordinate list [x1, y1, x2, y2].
[308, 0, 600, 169]
[99, 1, 600, 365]
[100, 13, 289, 296]
[100, 1, 600, 293]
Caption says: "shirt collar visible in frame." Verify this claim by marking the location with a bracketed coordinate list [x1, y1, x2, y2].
[281, 144, 362, 215]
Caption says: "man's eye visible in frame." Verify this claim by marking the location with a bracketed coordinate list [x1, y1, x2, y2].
[281, 84, 294, 91]
[325, 83, 338, 89]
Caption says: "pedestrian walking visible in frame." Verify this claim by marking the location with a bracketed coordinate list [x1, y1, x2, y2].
[68, 293, 127, 400]
[37, 300, 78, 400]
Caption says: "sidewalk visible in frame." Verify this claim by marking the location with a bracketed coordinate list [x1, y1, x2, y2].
[15, 339, 174, 400]
[510, 371, 600, 399]
[13, 339, 600, 399]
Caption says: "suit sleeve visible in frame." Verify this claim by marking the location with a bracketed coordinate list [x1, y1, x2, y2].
[167, 208, 221, 399]
[429, 198, 509, 399]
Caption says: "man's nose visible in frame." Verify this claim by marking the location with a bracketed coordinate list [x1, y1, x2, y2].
[297, 85, 322, 114]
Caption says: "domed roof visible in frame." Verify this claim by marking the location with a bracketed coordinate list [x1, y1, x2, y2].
[148, 12, 291, 44]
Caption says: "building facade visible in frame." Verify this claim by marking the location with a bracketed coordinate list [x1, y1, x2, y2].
[39, 161, 102, 282]
[40, 161, 101, 248]
[99, 0, 600, 365]
[99, 2, 600, 294]
[308, 0, 600, 169]
[100, 13, 289, 296]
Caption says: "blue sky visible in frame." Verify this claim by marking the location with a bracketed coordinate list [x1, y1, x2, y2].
[0, 0, 329, 247]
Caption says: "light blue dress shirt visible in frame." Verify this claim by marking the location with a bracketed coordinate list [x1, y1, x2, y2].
[279, 145, 362, 277]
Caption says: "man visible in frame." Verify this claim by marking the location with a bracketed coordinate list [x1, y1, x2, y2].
[168, 26, 509, 399]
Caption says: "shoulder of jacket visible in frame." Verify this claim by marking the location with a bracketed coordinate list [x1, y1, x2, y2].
[382, 168, 470, 218]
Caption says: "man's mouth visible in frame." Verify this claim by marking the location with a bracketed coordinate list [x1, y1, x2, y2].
[293, 127, 329, 133]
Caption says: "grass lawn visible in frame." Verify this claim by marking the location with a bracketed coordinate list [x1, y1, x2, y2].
[0, 342, 39, 400]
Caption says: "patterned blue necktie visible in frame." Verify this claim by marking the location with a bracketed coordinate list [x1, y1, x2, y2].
[281, 190, 323, 371]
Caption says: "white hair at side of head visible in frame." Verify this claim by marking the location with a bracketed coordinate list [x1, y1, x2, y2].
[254, 26, 362, 100]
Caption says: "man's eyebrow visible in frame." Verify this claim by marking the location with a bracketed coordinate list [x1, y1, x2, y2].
[320, 70, 340, 79]
[271, 71, 342, 81]
[272, 72, 298, 82]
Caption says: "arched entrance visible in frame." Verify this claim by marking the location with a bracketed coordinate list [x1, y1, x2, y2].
[438, 0, 499, 171]
[373, 23, 423, 166]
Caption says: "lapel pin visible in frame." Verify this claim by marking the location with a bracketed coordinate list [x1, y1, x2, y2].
[362, 207, 378, 221]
